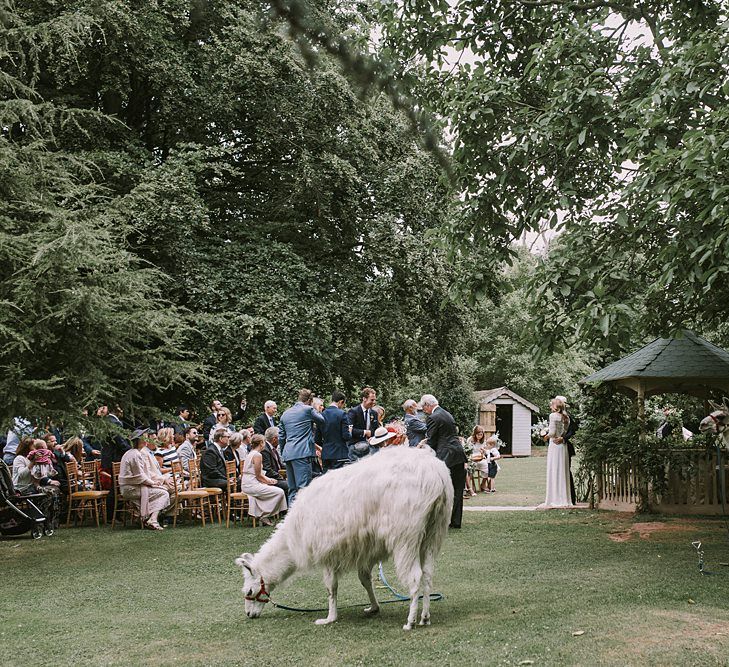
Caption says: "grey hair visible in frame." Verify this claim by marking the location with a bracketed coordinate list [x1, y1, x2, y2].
[264, 426, 278, 442]
[402, 399, 417, 411]
[264, 400, 276, 410]
[419, 394, 439, 408]
[228, 432, 243, 448]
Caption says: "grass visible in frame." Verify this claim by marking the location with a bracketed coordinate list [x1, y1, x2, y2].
[2, 495, 729, 666]
[467, 448, 547, 506]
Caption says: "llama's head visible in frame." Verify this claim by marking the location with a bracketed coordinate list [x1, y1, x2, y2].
[235, 552, 270, 619]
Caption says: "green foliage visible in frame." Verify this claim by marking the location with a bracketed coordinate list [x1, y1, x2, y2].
[1, 0, 473, 425]
[373, 1, 729, 354]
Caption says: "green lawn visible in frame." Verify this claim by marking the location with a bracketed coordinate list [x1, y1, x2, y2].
[467, 449, 548, 506]
[2, 505, 729, 666]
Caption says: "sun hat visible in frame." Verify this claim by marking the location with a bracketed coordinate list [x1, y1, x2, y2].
[130, 427, 150, 441]
[369, 426, 397, 446]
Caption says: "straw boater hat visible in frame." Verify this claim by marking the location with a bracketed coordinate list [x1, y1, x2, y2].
[369, 426, 397, 446]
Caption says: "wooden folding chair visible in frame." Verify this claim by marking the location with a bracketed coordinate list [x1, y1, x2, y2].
[65, 460, 109, 527]
[170, 461, 210, 527]
[225, 460, 252, 527]
[189, 458, 222, 524]
[110, 462, 143, 529]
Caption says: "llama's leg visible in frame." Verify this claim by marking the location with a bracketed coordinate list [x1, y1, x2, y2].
[418, 551, 435, 626]
[314, 567, 338, 625]
[394, 548, 422, 631]
[358, 565, 379, 616]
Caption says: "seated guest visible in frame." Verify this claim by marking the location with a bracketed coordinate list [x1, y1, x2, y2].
[262, 427, 288, 494]
[118, 429, 170, 531]
[12, 437, 61, 530]
[321, 391, 350, 472]
[200, 429, 230, 494]
[241, 434, 287, 526]
[207, 407, 235, 446]
[176, 427, 199, 479]
[254, 401, 278, 435]
[155, 427, 179, 470]
[225, 431, 245, 478]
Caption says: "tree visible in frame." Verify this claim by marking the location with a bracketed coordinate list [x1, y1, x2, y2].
[0, 4, 199, 425]
[369, 1, 729, 354]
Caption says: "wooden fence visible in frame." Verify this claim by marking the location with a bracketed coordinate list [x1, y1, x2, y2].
[597, 449, 729, 514]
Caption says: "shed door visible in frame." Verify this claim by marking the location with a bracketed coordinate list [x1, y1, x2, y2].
[478, 403, 496, 432]
[496, 404, 513, 455]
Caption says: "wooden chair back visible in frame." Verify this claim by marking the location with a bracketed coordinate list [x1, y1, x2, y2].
[225, 460, 238, 494]
[188, 458, 201, 490]
[65, 460, 80, 503]
[80, 460, 101, 490]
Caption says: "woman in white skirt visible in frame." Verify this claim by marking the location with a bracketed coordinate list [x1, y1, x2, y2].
[539, 397, 573, 508]
[241, 434, 287, 526]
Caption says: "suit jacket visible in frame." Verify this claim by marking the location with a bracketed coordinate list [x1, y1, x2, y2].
[347, 405, 380, 444]
[321, 406, 350, 461]
[200, 443, 228, 484]
[261, 443, 284, 479]
[425, 407, 467, 468]
[404, 412, 427, 447]
[278, 402, 325, 462]
[100, 414, 131, 469]
[254, 412, 278, 435]
[202, 413, 217, 440]
[176, 440, 196, 474]
[224, 445, 242, 470]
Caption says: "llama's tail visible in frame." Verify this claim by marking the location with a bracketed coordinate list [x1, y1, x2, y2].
[420, 473, 453, 562]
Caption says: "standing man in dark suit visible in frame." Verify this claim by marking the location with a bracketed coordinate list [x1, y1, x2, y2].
[347, 387, 380, 460]
[321, 391, 350, 471]
[420, 394, 467, 529]
[254, 401, 278, 435]
[202, 399, 224, 442]
[201, 429, 230, 494]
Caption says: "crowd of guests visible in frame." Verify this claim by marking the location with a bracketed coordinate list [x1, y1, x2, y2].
[2, 386, 507, 532]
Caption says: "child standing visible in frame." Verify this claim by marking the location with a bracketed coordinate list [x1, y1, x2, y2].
[483, 436, 501, 493]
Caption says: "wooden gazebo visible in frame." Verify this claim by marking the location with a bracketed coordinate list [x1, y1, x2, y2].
[580, 330, 729, 513]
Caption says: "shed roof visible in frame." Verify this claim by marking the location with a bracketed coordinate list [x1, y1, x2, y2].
[580, 330, 729, 395]
[474, 387, 540, 413]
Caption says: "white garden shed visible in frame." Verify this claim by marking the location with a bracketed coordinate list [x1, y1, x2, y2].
[474, 387, 539, 457]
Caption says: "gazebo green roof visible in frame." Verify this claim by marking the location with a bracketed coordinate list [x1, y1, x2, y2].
[580, 330, 729, 397]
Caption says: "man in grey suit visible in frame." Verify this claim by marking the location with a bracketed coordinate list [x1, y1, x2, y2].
[278, 388, 325, 504]
[402, 399, 427, 447]
[420, 394, 467, 529]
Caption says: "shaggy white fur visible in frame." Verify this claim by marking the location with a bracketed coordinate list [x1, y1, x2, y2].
[236, 445, 453, 630]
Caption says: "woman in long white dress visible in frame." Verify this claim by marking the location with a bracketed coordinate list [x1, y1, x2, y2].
[540, 397, 573, 508]
[240, 434, 287, 526]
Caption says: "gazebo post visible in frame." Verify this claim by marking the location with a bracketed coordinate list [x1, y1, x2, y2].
[636, 381, 651, 512]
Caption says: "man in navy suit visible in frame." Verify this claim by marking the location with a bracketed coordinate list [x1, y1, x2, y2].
[201, 429, 230, 494]
[321, 391, 351, 471]
[346, 386, 380, 460]
[420, 394, 467, 529]
[253, 401, 278, 435]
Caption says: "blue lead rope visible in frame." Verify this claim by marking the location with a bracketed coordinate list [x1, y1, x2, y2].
[269, 562, 444, 613]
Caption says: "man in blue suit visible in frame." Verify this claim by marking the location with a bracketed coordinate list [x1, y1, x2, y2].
[321, 391, 351, 472]
[402, 399, 427, 447]
[278, 388, 326, 504]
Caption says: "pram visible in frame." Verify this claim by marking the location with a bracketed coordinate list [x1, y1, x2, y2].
[0, 460, 52, 539]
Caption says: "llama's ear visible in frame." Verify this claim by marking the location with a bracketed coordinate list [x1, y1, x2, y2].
[235, 553, 254, 573]
[709, 400, 722, 412]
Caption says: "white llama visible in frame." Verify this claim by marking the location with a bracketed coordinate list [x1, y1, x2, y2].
[235, 445, 453, 630]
